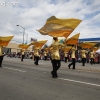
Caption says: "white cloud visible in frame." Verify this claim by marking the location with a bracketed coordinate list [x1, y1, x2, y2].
[0, 0, 100, 46]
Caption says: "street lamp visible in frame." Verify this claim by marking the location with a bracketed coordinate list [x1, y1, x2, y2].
[20, 32, 28, 44]
[16, 25, 25, 44]
[26, 33, 28, 44]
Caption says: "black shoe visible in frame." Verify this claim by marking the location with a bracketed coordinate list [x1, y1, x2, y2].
[51, 71, 58, 78]
[0, 66, 2, 67]
[72, 68, 75, 69]
[68, 65, 70, 69]
[55, 75, 58, 77]
[52, 76, 58, 78]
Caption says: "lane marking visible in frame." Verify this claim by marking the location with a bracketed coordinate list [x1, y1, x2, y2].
[3, 67, 26, 73]
[59, 78, 100, 87]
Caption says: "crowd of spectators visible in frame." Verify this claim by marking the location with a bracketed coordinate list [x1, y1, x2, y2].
[5, 50, 100, 64]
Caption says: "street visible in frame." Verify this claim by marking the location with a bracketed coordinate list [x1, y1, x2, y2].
[0, 57, 100, 100]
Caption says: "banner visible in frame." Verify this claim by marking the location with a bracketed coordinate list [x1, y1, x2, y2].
[30, 38, 37, 42]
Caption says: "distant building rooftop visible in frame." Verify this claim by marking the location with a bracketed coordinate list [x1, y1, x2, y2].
[79, 37, 100, 42]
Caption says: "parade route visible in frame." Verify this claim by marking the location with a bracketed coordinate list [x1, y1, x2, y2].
[0, 57, 100, 100]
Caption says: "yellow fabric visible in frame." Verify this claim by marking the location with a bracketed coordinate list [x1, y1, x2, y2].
[66, 33, 80, 45]
[85, 42, 97, 46]
[0, 46, 3, 56]
[29, 40, 47, 48]
[91, 47, 98, 52]
[47, 16, 82, 29]
[44, 47, 53, 51]
[44, 51, 47, 56]
[21, 51, 25, 55]
[51, 41, 65, 60]
[38, 16, 82, 37]
[0, 36, 14, 46]
[79, 42, 97, 49]
[18, 44, 29, 49]
[81, 50, 87, 58]
[34, 48, 39, 56]
[48, 30, 72, 37]
[89, 52, 94, 58]
[63, 46, 72, 52]
[64, 51, 68, 57]
[71, 47, 76, 58]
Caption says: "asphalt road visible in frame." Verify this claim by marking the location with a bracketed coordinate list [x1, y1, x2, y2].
[0, 57, 100, 100]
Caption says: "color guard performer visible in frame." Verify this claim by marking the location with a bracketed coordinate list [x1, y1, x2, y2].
[0, 45, 3, 67]
[64, 51, 68, 63]
[68, 45, 77, 69]
[81, 48, 87, 66]
[89, 50, 95, 65]
[43, 50, 47, 61]
[50, 37, 65, 78]
[34, 47, 40, 65]
[21, 49, 25, 61]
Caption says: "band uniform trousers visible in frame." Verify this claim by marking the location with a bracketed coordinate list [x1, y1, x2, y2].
[82, 58, 86, 66]
[68, 58, 75, 69]
[34, 56, 39, 65]
[44, 56, 47, 61]
[0, 56, 3, 67]
[21, 55, 25, 61]
[65, 57, 68, 63]
[90, 58, 95, 65]
[52, 60, 61, 77]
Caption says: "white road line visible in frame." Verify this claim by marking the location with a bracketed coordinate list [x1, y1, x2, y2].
[3, 67, 26, 73]
[59, 78, 100, 87]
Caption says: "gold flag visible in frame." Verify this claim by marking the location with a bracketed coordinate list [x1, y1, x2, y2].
[63, 46, 72, 52]
[38, 16, 82, 37]
[0, 36, 14, 46]
[91, 47, 98, 52]
[79, 42, 97, 49]
[66, 33, 80, 45]
[18, 44, 29, 49]
[29, 40, 48, 48]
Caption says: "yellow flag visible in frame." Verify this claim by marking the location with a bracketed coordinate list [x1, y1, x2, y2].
[63, 46, 72, 52]
[29, 40, 48, 48]
[66, 33, 80, 45]
[0, 36, 14, 46]
[38, 16, 82, 37]
[79, 42, 97, 49]
[91, 47, 98, 52]
[18, 44, 29, 49]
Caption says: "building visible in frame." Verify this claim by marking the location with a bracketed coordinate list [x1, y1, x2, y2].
[3, 42, 21, 54]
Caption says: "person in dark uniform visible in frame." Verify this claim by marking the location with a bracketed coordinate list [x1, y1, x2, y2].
[68, 45, 77, 69]
[0, 45, 3, 67]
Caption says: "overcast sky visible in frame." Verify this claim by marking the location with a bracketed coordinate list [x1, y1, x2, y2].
[0, 0, 100, 45]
